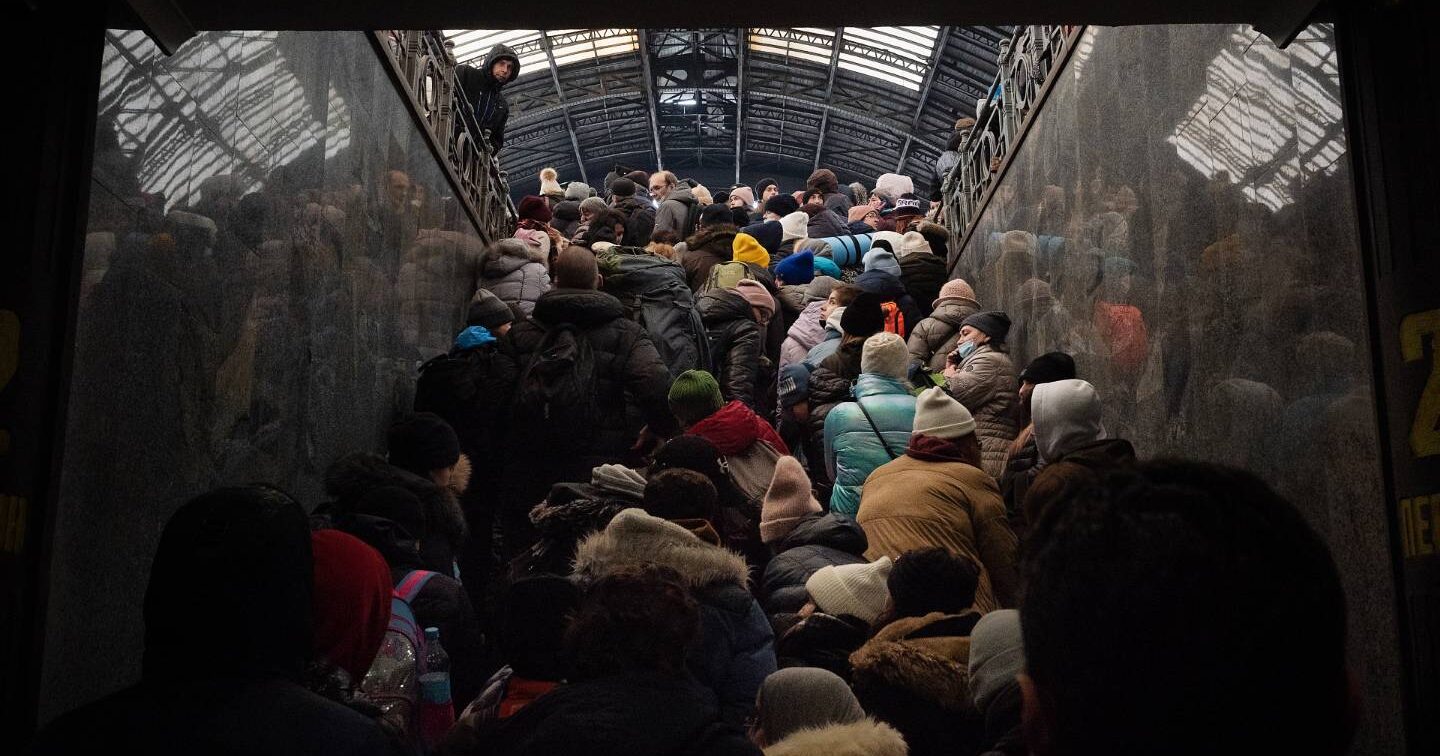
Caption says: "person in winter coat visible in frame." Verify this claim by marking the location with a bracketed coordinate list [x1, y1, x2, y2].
[801, 293, 887, 490]
[779, 276, 841, 372]
[998, 352, 1077, 527]
[30, 487, 394, 756]
[552, 201, 582, 240]
[608, 177, 657, 246]
[680, 207, 740, 291]
[907, 278, 982, 374]
[670, 369, 789, 505]
[652, 170, 702, 237]
[823, 333, 917, 516]
[857, 388, 1019, 613]
[497, 247, 677, 558]
[327, 483, 488, 710]
[383, 412, 472, 573]
[856, 248, 923, 338]
[848, 204, 883, 233]
[479, 565, 761, 755]
[806, 168, 853, 217]
[698, 287, 768, 409]
[1022, 378, 1136, 526]
[750, 668, 908, 756]
[775, 558, 893, 679]
[897, 231, 948, 318]
[647, 466, 768, 574]
[456, 44, 519, 152]
[803, 203, 850, 239]
[574, 510, 777, 726]
[943, 311, 1020, 479]
[504, 463, 645, 579]
[651, 434, 765, 553]
[759, 456, 868, 615]
[479, 237, 550, 317]
[966, 610, 1026, 756]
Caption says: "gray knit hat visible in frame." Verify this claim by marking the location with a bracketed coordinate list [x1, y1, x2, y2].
[758, 668, 866, 743]
[591, 464, 646, 500]
[968, 609, 1025, 713]
[804, 275, 838, 303]
[467, 288, 515, 330]
[565, 181, 592, 201]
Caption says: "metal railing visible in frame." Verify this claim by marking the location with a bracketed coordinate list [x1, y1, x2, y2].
[374, 30, 517, 241]
[940, 25, 1081, 247]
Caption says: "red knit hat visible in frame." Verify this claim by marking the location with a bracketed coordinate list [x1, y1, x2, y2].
[517, 195, 552, 224]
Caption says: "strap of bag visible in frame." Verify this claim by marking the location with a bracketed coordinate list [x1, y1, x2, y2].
[855, 396, 900, 460]
[395, 569, 440, 604]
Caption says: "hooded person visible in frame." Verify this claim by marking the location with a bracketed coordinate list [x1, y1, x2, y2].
[806, 168, 853, 217]
[907, 279, 982, 373]
[822, 333, 917, 516]
[751, 668, 907, 756]
[1022, 379, 1136, 526]
[551, 197, 582, 239]
[742, 220, 786, 261]
[573, 510, 777, 726]
[30, 487, 393, 756]
[965, 610, 1027, 756]
[697, 280, 769, 411]
[855, 249, 923, 339]
[759, 456, 868, 615]
[383, 412, 471, 572]
[998, 352, 1078, 527]
[856, 387, 1019, 613]
[456, 44, 520, 152]
[670, 369, 789, 508]
[651, 170, 701, 237]
[479, 237, 550, 317]
[897, 231, 947, 317]
[943, 310, 1020, 479]
[775, 557, 893, 679]
[802, 203, 850, 239]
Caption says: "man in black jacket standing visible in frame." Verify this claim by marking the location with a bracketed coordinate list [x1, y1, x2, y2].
[456, 44, 520, 153]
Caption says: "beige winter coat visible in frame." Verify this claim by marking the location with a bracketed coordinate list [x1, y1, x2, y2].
[944, 344, 1019, 478]
[906, 295, 981, 372]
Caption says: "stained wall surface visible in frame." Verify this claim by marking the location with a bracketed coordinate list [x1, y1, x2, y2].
[954, 24, 1404, 753]
[40, 29, 487, 719]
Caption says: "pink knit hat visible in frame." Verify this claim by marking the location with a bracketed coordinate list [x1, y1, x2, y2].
[934, 278, 978, 309]
[734, 279, 777, 324]
[760, 456, 822, 544]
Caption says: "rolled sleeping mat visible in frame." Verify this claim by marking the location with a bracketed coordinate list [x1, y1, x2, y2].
[797, 233, 874, 268]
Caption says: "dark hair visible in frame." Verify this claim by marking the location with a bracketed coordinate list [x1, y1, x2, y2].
[581, 209, 627, 246]
[643, 468, 719, 524]
[649, 229, 681, 245]
[1021, 460, 1350, 756]
[830, 283, 862, 307]
[499, 575, 581, 680]
[887, 548, 980, 619]
[566, 565, 699, 680]
[803, 189, 825, 204]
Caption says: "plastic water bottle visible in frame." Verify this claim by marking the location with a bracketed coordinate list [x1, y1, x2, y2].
[418, 626, 455, 748]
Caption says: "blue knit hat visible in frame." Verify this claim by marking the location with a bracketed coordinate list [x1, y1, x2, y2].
[812, 256, 843, 279]
[775, 252, 815, 285]
[741, 220, 784, 254]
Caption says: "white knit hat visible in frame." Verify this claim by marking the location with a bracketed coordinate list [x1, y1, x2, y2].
[900, 231, 933, 257]
[913, 387, 976, 439]
[781, 211, 810, 243]
[861, 332, 910, 380]
[805, 556, 893, 624]
[539, 167, 564, 199]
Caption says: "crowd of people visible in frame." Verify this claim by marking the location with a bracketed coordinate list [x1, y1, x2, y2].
[32, 149, 1361, 756]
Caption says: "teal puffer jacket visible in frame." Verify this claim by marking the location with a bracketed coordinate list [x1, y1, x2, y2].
[823, 373, 917, 516]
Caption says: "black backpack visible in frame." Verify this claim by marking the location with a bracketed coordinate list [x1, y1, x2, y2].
[414, 348, 493, 422]
[514, 323, 599, 442]
[682, 200, 703, 238]
[603, 252, 711, 377]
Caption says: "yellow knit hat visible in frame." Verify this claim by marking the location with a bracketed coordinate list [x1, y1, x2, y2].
[732, 233, 771, 268]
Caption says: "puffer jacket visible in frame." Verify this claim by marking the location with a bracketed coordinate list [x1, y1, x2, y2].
[574, 509, 776, 725]
[823, 374, 917, 517]
[855, 269, 923, 339]
[945, 344, 1019, 479]
[806, 207, 850, 239]
[481, 238, 550, 317]
[804, 339, 864, 468]
[551, 200, 581, 239]
[780, 300, 827, 372]
[681, 224, 739, 291]
[699, 288, 765, 410]
[760, 512, 867, 614]
[777, 284, 808, 329]
[856, 455, 1018, 613]
[899, 252, 948, 318]
[656, 184, 700, 238]
[323, 452, 468, 579]
[907, 294, 981, 372]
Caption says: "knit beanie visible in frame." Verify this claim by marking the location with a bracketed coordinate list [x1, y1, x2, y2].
[625, 170, 650, 186]
[774, 251, 815, 286]
[668, 369, 725, 426]
[757, 668, 866, 745]
[780, 211, 809, 242]
[610, 177, 637, 197]
[760, 456, 822, 544]
[900, 230, 933, 257]
[386, 412, 461, 474]
[841, 291, 886, 338]
[804, 275, 837, 303]
[466, 288, 514, 329]
[565, 181, 592, 201]
[740, 220, 783, 254]
[962, 310, 1012, 342]
[730, 186, 755, 207]
[553, 245, 599, 289]
[935, 278, 978, 308]
[765, 194, 801, 218]
[517, 195, 552, 224]
[805, 556, 894, 624]
[861, 332, 910, 380]
[1020, 351, 1077, 384]
[755, 178, 778, 198]
[579, 196, 607, 216]
[652, 434, 726, 485]
[812, 256, 843, 280]
[539, 168, 563, 199]
[913, 387, 976, 439]
[968, 609, 1025, 713]
[732, 233, 771, 267]
[733, 279, 776, 324]
[591, 463, 647, 500]
[700, 203, 733, 227]
[862, 248, 902, 279]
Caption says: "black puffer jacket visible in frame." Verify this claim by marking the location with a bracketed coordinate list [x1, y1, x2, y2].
[774, 611, 870, 681]
[456, 44, 519, 152]
[612, 196, 657, 247]
[680, 225, 738, 291]
[855, 269, 924, 339]
[698, 288, 763, 411]
[324, 452, 468, 578]
[899, 252, 948, 318]
[761, 513, 868, 614]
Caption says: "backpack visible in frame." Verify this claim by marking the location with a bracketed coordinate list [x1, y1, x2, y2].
[362, 569, 439, 742]
[623, 204, 657, 247]
[414, 348, 492, 421]
[515, 323, 599, 443]
[1094, 301, 1148, 373]
[702, 261, 758, 293]
[880, 301, 907, 337]
[681, 200, 703, 238]
[603, 252, 711, 377]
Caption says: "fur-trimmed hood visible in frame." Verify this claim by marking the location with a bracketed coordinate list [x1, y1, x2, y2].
[573, 508, 750, 588]
[323, 451, 468, 545]
[849, 612, 978, 713]
[765, 717, 909, 756]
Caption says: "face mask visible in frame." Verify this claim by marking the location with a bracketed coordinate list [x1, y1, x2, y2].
[956, 340, 978, 361]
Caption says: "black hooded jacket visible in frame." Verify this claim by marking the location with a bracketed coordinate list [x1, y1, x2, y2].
[456, 44, 520, 152]
[697, 288, 764, 411]
[760, 513, 868, 614]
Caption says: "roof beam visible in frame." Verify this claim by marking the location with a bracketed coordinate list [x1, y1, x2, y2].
[734, 27, 746, 185]
[539, 32, 589, 185]
[637, 29, 665, 170]
[896, 25, 953, 172]
[812, 27, 844, 172]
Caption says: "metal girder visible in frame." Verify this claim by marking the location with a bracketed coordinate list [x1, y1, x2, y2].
[735, 27, 746, 184]
[637, 29, 665, 170]
[539, 32, 589, 184]
[812, 27, 844, 172]
[897, 25, 954, 172]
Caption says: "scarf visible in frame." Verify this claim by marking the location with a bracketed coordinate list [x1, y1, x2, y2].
[906, 433, 973, 464]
